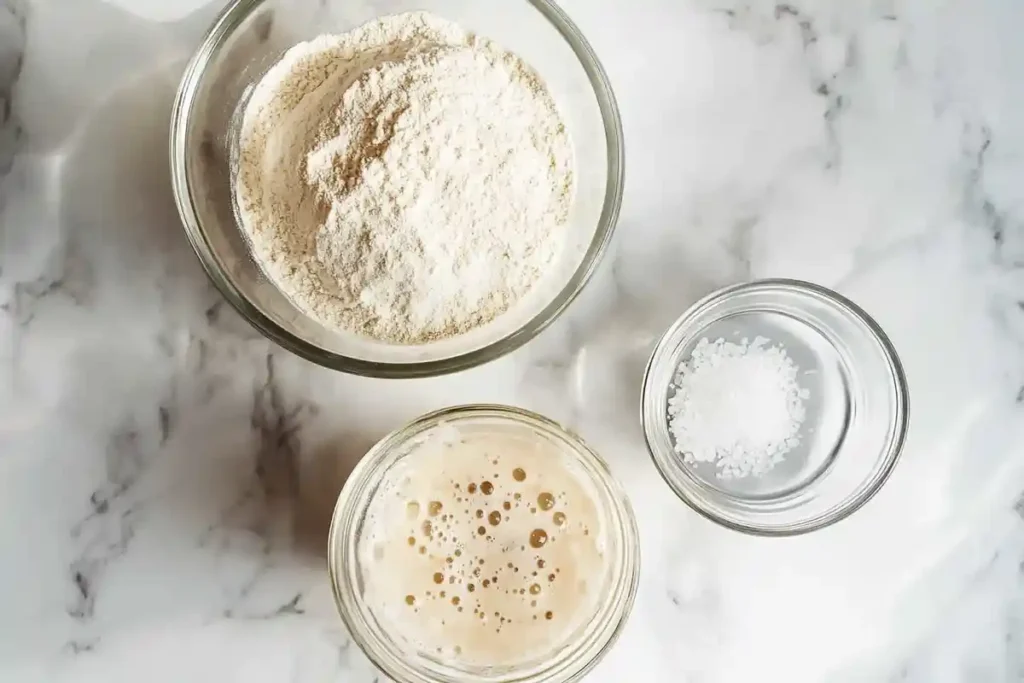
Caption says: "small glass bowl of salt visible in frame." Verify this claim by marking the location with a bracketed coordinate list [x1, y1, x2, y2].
[641, 279, 909, 536]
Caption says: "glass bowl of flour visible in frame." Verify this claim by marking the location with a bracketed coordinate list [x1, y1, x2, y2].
[170, 0, 623, 377]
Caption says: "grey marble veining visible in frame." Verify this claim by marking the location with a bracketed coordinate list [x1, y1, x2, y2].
[1, 0, 1024, 681]
[0, 1, 24, 175]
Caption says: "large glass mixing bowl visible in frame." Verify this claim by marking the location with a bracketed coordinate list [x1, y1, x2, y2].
[170, 0, 623, 377]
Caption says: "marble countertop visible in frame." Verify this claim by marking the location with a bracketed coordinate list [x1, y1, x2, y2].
[3, 0, 1024, 680]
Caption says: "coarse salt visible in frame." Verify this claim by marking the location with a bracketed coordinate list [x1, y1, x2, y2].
[667, 336, 809, 479]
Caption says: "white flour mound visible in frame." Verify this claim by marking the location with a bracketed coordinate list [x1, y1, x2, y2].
[234, 12, 574, 344]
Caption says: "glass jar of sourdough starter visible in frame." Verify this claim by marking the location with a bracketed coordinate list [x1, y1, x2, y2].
[328, 406, 640, 683]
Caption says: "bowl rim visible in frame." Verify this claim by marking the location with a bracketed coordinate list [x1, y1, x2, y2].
[169, 0, 624, 378]
[639, 278, 910, 536]
[326, 403, 641, 683]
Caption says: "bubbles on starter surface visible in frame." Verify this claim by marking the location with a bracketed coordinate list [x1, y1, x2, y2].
[364, 435, 605, 664]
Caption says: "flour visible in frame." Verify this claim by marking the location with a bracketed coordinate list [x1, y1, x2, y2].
[234, 12, 574, 344]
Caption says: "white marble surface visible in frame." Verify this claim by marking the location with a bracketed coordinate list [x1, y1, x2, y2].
[2, 0, 1024, 680]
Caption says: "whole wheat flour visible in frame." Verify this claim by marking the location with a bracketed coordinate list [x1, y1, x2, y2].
[234, 12, 574, 344]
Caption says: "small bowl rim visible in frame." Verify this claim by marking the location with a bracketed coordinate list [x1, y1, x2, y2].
[640, 278, 910, 536]
[326, 404, 641, 683]
[169, 0, 625, 378]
